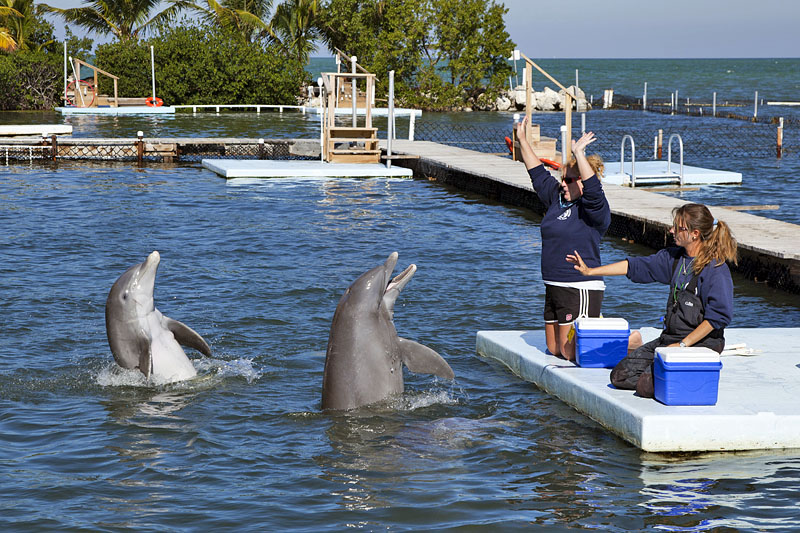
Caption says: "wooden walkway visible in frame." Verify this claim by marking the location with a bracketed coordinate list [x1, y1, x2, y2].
[382, 140, 800, 293]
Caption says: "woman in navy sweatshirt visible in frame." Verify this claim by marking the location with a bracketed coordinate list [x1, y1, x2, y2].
[566, 203, 738, 397]
[515, 117, 611, 361]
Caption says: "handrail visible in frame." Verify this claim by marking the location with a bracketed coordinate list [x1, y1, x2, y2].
[620, 134, 636, 187]
[667, 133, 684, 187]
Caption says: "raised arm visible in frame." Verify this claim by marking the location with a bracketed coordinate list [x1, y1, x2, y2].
[566, 250, 629, 277]
[571, 132, 597, 180]
[514, 116, 542, 170]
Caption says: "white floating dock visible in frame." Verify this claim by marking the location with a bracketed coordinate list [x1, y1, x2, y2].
[476, 327, 800, 452]
[603, 161, 742, 186]
[202, 159, 413, 179]
[55, 106, 176, 115]
[0, 124, 73, 136]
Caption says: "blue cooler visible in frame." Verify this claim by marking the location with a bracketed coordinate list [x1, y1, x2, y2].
[653, 347, 722, 406]
[574, 317, 629, 368]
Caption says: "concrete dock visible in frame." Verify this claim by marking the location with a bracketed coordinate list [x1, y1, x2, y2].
[382, 140, 800, 293]
[477, 327, 800, 452]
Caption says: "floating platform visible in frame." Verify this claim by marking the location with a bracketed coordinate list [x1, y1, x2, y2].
[202, 159, 413, 179]
[55, 106, 176, 115]
[603, 161, 742, 186]
[476, 327, 800, 453]
[0, 124, 73, 136]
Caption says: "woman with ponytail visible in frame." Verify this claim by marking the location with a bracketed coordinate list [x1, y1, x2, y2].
[566, 203, 738, 398]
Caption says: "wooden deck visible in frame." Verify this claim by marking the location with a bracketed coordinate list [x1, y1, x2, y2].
[381, 140, 800, 293]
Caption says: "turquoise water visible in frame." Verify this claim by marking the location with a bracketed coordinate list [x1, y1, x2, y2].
[2, 58, 800, 531]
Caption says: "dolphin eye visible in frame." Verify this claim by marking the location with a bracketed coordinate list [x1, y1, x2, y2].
[122, 291, 128, 300]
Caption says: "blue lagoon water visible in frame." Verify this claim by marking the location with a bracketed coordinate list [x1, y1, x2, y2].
[2, 58, 800, 530]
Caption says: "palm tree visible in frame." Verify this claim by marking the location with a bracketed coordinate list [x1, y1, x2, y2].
[271, 0, 318, 64]
[184, 0, 274, 43]
[40, 0, 192, 42]
[0, 3, 22, 51]
[1, 0, 53, 51]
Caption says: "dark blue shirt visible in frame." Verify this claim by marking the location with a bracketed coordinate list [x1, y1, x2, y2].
[626, 247, 734, 329]
[528, 164, 611, 283]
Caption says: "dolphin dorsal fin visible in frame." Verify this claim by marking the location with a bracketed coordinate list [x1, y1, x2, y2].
[397, 338, 455, 379]
[165, 317, 212, 357]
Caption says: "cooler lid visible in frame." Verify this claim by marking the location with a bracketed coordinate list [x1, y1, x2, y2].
[574, 317, 629, 331]
[656, 346, 721, 363]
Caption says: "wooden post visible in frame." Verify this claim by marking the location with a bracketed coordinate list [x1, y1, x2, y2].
[657, 129, 663, 160]
[50, 134, 57, 162]
[113, 79, 118, 107]
[258, 138, 265, 160]
[136, 131, 144, 166]
[777, 117, 784, 158]
[525, 62, 532, 144]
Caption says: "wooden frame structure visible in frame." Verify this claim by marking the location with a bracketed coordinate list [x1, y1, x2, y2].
[70, 58, 119, 108]
[320, 69, 381, 164]
[512, 52, 577, 167]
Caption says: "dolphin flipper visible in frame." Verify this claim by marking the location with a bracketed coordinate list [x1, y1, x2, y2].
[398, 338, 455, 379]
[165, 317, 212, 357]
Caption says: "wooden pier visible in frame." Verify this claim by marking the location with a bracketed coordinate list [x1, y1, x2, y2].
[381, 139, 800, 293]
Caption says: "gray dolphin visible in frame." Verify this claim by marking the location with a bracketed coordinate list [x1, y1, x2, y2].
[322, 252, 455, 410]
[105, 251, 212, 383]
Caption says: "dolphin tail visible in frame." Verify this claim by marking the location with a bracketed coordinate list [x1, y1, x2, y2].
[398, 338, 455, 380]
[165, 317, 213, 357]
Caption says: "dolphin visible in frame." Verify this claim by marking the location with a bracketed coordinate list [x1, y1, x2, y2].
[322, 252, 454, 410]
[105, 251, 212, 383]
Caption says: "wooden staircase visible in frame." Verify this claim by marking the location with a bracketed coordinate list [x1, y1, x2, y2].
[321, 63, 381, 164]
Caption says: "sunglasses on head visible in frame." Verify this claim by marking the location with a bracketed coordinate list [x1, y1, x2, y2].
[563, 176, 579, 184]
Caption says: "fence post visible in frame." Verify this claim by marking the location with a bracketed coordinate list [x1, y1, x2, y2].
[136, 131, 144, 166]
[713, 92, 716, 117]
[753, 91, 758, 120]
[657, 129, 663, 160]
[777, 117, 783, 158]
[409, 113, 415, 141]
[259, 138, 265, 160]
[51, 134, 57, 162]
[643, 81, 647, 111]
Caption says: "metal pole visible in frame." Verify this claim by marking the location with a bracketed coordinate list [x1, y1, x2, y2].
[351, 56, 357, 128]
[318, 77, 324, 162]
[560, 125, 568, 168]
[581, 112, 586, 135]
[387, 70, 394, 169]
[777, 117, 784, 158]
[575, 69, 579, 88]
[643, 82, 647, 111]
[658, 129, 663, 160]
[150, 46, 156, 103]
[754, 90, 758, 119]
[409, 113, 415, 141]
[713, 92, 717, 116]
[63, 42, 68, 106]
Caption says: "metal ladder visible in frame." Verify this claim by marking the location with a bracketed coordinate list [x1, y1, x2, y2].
[620, 133, 684, 187]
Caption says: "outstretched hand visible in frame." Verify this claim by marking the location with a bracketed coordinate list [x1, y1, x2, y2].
[565, 250, 590, 276]
[515, 116, 529, 140]
[571, 131, 596, 156]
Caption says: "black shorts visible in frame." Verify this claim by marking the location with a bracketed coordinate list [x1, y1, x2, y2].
[543, 285, 604, 325]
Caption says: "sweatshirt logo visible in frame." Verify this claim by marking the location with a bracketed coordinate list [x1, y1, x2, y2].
[557, 207, 572, 221]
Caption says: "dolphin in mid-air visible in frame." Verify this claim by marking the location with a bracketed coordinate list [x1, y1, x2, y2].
[322, 252, 454, 410]
[105, 251, 212, 383]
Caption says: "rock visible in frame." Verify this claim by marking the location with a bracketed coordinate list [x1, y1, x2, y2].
[495, 95, 512, 111]
[538, 87, 561, 111]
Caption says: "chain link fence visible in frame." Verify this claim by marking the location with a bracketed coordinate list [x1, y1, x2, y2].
[412, 116, 796, 161]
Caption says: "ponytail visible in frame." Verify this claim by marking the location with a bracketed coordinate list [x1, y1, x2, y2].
[672, 203, 737, 273]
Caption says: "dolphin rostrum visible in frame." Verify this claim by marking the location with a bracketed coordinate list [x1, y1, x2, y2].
[105, 251, 212, 383]
[322, 252, 454, 410]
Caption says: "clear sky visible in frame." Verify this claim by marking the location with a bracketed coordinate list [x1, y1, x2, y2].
[41, 0, 800, 58]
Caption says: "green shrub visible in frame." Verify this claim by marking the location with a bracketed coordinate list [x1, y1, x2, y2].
[0, 50, 61, 110]
[96, 24, 309, 106]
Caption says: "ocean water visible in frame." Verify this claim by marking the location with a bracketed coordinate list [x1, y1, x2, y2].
[2, 58, 800, 531]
